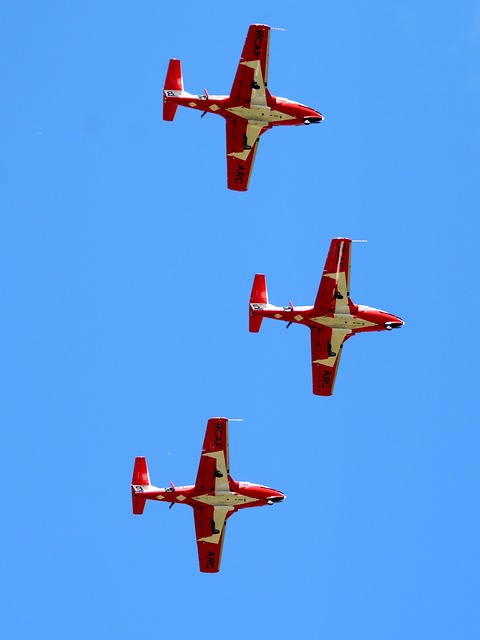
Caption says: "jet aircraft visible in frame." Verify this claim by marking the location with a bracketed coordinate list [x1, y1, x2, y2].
[163, 24, 323, 191]
[131, 417, 285, 573]
[249, 238, 404, 396]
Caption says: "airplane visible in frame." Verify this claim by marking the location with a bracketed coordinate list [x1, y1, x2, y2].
[163, 23, 323, 191]
[249, 238, 404, 396]
[131, 417, 285, 573]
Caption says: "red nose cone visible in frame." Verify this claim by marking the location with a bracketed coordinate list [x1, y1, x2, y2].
[303, 108, 323, 125]
[269, 490, 286, 502]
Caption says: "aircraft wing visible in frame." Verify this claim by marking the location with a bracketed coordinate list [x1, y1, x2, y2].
[193, 504, 233, 573]
[230, 24, 270, 106]
[195, 418, 230, 493]
[310, 327, 351, 396]
[226, 118, 268, 191]
[313, 238, 352, 314]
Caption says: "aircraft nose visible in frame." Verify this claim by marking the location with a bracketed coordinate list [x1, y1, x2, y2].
[385, 317, 404, 330]
[266, 492, 286, 504]
[303, 114, 324, 125]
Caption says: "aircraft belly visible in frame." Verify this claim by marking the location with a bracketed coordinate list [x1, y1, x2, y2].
[226, 105, 295, 123]
[193, 492, 259, 506]
[312, 315, 376, 330]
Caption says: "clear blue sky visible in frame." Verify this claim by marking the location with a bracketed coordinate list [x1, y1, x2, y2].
[1, 2, 479, 638]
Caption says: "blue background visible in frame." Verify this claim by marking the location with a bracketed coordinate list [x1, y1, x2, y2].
[1, 2, 479, 638]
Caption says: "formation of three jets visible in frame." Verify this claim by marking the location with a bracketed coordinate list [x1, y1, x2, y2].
[132, 25, 403, 572]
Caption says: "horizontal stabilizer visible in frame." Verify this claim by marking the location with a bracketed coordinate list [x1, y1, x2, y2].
[132, 494, 147, 515]
[164, 102, 178, 122]
[249, 274, 268, 333]
[250, 313, 263, 333]
[163, 59, 183, 121]
[164, 58, 184, 92]
[132, 456, 150, 485]
[250, 274, 268, 305]
[131, 457, 150, 515]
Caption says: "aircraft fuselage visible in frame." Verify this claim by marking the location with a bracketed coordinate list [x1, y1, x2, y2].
[165, 92, 323, 127]
[132, 480, 284, 513]
[251, 300, 403, 337]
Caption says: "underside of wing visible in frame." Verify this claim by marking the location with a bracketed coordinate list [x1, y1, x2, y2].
[193, 505, 232, 573]
[195, 418, 230, 493]
[226, 118, 267, 191]
[314, 238, 352, 314]
[310, 327, 350, 396]
[230, 24, 270, 106]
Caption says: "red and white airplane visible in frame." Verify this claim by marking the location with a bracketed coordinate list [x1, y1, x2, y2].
[163, 24, 323, 190]
[131, 417, 285, 573]
[249, 238, 404, 396]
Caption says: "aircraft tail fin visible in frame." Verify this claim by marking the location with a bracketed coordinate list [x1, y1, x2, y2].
[249, 274, 268, 333]
[131, 456, 150, 515]
[163, 59, 184, 121]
